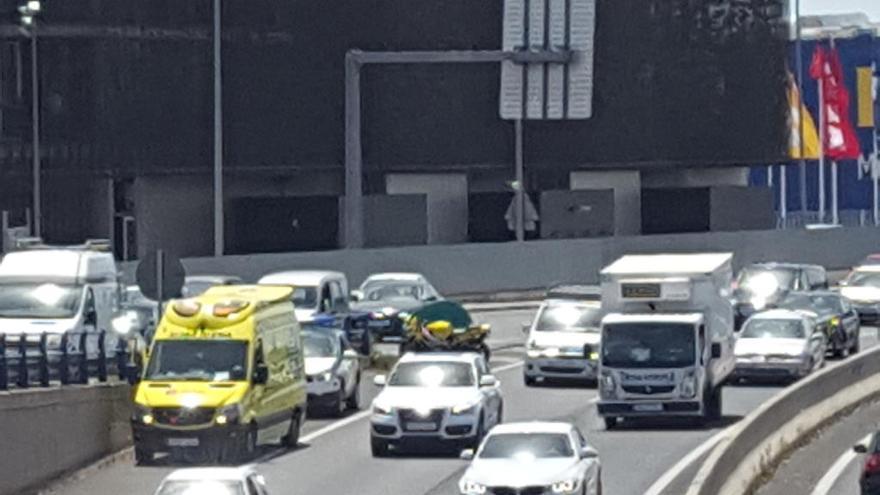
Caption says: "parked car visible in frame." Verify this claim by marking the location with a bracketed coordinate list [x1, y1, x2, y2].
[777, 291, 860, 358]
[181, 275, 243, 298]
[370, 352, 503, 456]
[258, 270, 350, 323]
[303, 328, 362, 417]
[854, 433, 880, 495]
[154, 467, 271, 495]
[732, 310, 825, 383]
[458, 422, 602, 495]
[350, 273, 442, 342]
[524, 285, 602, 386]
[732, 263, 828, 330]
[840, 266, 880, 324]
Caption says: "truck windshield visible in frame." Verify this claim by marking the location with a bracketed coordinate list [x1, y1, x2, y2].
[602, 323, 695, 369]
[293, 286, 318, 309]
[535, 303, 601, 332]
[0, 283, 82, 319]
[145, 340, 249, 382]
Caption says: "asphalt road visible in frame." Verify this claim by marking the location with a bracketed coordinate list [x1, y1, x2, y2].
[43, 310, 871, 495]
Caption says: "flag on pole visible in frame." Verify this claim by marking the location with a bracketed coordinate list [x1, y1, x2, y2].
[809, 43, 861, 160]
[788, 72, 820, 160]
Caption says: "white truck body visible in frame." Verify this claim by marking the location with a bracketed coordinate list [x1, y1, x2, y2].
[597, 253, 736, 424]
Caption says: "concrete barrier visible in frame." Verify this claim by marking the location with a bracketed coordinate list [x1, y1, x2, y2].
[123, 227, 880, 294]
[0, 384, 131, 495]
[686, 346, 880, 495]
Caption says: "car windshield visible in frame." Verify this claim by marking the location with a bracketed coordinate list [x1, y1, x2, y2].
[741, 319, 806, 339]
[0, 283, 82, 319]
[535, 304, 601, 332]
[362, 282, 421, 302]
[156, 480, 245, 495]
[737, 268, 797, 294]
[145, 340, 249, 381]
[846, 272, 880, 288]
[304, 333, 338, 358]
[779, 294, 841, 317]
[479, 433, 574, 459]
[602, 323, 695, 369]
[389, 362, 474, 387]
[293, 286, 319, 309]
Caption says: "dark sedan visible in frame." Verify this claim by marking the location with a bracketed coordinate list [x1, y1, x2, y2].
[350, 273, 442, 342]
[777, 291, 860, 358]
[854, 433, 880, 494]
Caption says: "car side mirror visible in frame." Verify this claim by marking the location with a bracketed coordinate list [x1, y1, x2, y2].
[84, 310, 98, 327]
[480, 375, 498, 388]
[854, 443, 869, 454]
[460, 449, 475, 461]
[425, 295, 438, 302]
[374, 374, 387, 387]
[580, 446, 600, 459]
[711, 343, 722, 359]
[252, 364, 269, 385]
[521, 322, 531, 334]
[350, 290, 363, 302]
[343, 349, 359, 360]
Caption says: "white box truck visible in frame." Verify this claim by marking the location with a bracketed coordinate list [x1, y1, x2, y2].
[596, 253, 736, 429]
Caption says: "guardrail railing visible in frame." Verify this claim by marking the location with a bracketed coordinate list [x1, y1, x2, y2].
[0, 331, 129, 390]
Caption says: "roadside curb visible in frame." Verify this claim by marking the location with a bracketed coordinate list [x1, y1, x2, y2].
[37, 448, 133, 494]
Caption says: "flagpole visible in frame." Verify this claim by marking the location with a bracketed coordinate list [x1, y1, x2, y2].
[781, 164, 788, 226]
[831, 160, 839, 224]
[767, 165, 773, 187]
[818, 71, 826, 223]
[873, 125, 879, 225]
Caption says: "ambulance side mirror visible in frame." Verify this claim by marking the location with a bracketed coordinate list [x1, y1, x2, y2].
[253, 364, 269, 385]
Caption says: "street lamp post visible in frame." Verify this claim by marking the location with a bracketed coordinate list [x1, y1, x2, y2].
[795, 0, 807, 216]
[19, 0, 40, 237]
[213, 0, 224, 257]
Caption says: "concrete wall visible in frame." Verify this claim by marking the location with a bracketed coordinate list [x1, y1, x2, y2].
[386, 174, 468, 245]
[0, 384, 131, 495]
[539, 190, 615, 239]
[363, 194, 428, 247]
[133, 177, 213, 259]
[641, 167, 750, 188]
[570, 170, 641, 236]
[136, 227, 880, 294]
[43, 176, 112, 244]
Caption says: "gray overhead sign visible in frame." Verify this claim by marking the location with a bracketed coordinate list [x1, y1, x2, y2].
[500, 0, 596, 120]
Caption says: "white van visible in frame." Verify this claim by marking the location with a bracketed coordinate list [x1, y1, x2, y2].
[258, 270, 350, 323]
[0, 241, 121, 358]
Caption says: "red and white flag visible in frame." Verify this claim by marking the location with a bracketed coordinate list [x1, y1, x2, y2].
[809, 44, 861, 160]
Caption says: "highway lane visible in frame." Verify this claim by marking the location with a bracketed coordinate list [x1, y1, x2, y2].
[44, 311, 870, 495]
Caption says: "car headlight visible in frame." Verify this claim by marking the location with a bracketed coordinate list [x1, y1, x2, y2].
[215, 404, 241, 425]
[132, 404, 153, 425]
[312, 371, 334, 382]
[459, 480, 487, 495]
[600, 372, 616, 399]
[551, 479, 580, 493]
[373, 403, 393, 415]
[451, 401, 480, 416]
[680, 371, 697, 399]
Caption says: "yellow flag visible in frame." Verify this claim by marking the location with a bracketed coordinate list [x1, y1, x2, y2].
[788, 75, 820, 160]
[857, 66, 875, 128]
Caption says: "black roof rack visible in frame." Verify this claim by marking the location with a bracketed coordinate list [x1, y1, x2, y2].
[546, 284, 601, 301]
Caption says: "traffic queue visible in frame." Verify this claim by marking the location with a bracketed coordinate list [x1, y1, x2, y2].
[0, 239, 873, 495]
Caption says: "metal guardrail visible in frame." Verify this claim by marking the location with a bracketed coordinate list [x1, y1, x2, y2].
[0, 331, 128, 390]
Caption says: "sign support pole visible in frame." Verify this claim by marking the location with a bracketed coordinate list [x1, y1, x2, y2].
[514, 119, 524, 242]
[832, 160, 839, 225]
[818, 79, 826, 223]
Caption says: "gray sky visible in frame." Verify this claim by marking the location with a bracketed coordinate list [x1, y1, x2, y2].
[800, 0, 880, 21]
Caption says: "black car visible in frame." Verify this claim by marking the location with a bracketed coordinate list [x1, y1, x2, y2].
[854, 433, 880, 494]
[777, 291, 860, 358]
[732, 263, 828, 330]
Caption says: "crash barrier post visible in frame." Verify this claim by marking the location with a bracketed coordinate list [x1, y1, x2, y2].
[687, 345, 880, 495]
[0, 331, 127, 390]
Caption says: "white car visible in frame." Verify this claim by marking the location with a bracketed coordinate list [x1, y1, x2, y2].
[370, 352, 504, 456]
[524, 294, 602, 386]
[733, 309, 826, 382]
[257, 270, 349, 323]
[458, 422, 602, 495]
[350, 272, 442, 342]
[303, 329, 362, 416]
[154, 467, 270, 495]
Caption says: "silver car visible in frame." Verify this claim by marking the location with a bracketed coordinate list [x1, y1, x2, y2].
[303, 329, 362, 417]
[458, 422, 602, 495]
[733, 309, 826, 382]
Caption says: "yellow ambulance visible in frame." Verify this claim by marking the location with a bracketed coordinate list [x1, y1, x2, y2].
[130, 285, 307, 465]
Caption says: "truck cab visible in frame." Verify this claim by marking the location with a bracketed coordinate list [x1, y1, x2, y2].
[257, 270, 349, 324]
[596, 253, 736, 429]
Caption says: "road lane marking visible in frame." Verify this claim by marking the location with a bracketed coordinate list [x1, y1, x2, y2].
[298, 360, 525, 445]
[643, 427, 732, 495]
[810, 434, 871, 495]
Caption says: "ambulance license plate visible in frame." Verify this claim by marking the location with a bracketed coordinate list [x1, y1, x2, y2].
[167, 438, 199, 447]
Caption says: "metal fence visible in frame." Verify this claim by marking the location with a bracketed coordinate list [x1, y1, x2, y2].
[777, 209, 880, 229]
[0, 331, 129, 390]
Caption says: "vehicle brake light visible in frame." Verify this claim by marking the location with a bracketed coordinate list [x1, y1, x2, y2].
[173, 300, 201, 317]
[213, 300, 249, 317]
[865, 454, 880, 474]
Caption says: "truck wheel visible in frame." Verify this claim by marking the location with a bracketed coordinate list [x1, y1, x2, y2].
[603, 417, 618, 430]
[346, 376, 362, 410]
[281, 410, 301, 449]
[134, 447, 153, 466]
[371, 436, 390, 457]
[708, 387, 723, 421]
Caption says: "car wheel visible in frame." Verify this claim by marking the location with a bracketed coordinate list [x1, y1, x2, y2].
[281, 409, 301, 449]
[471, 414, 487, 449]
[371, 436, 390, 457]
[133, 447, 153, 466]
[238, 423, 258, 462]
[497, 402, 504, 425]
[524, 375, 537, 387]
[346, 376, 362, 410]
[851, 330, 861, 354]
[603, 417, 618, 430]
[332, 387, 347, 417]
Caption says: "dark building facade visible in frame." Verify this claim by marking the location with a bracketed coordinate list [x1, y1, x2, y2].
[0, 0, 789, 255]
